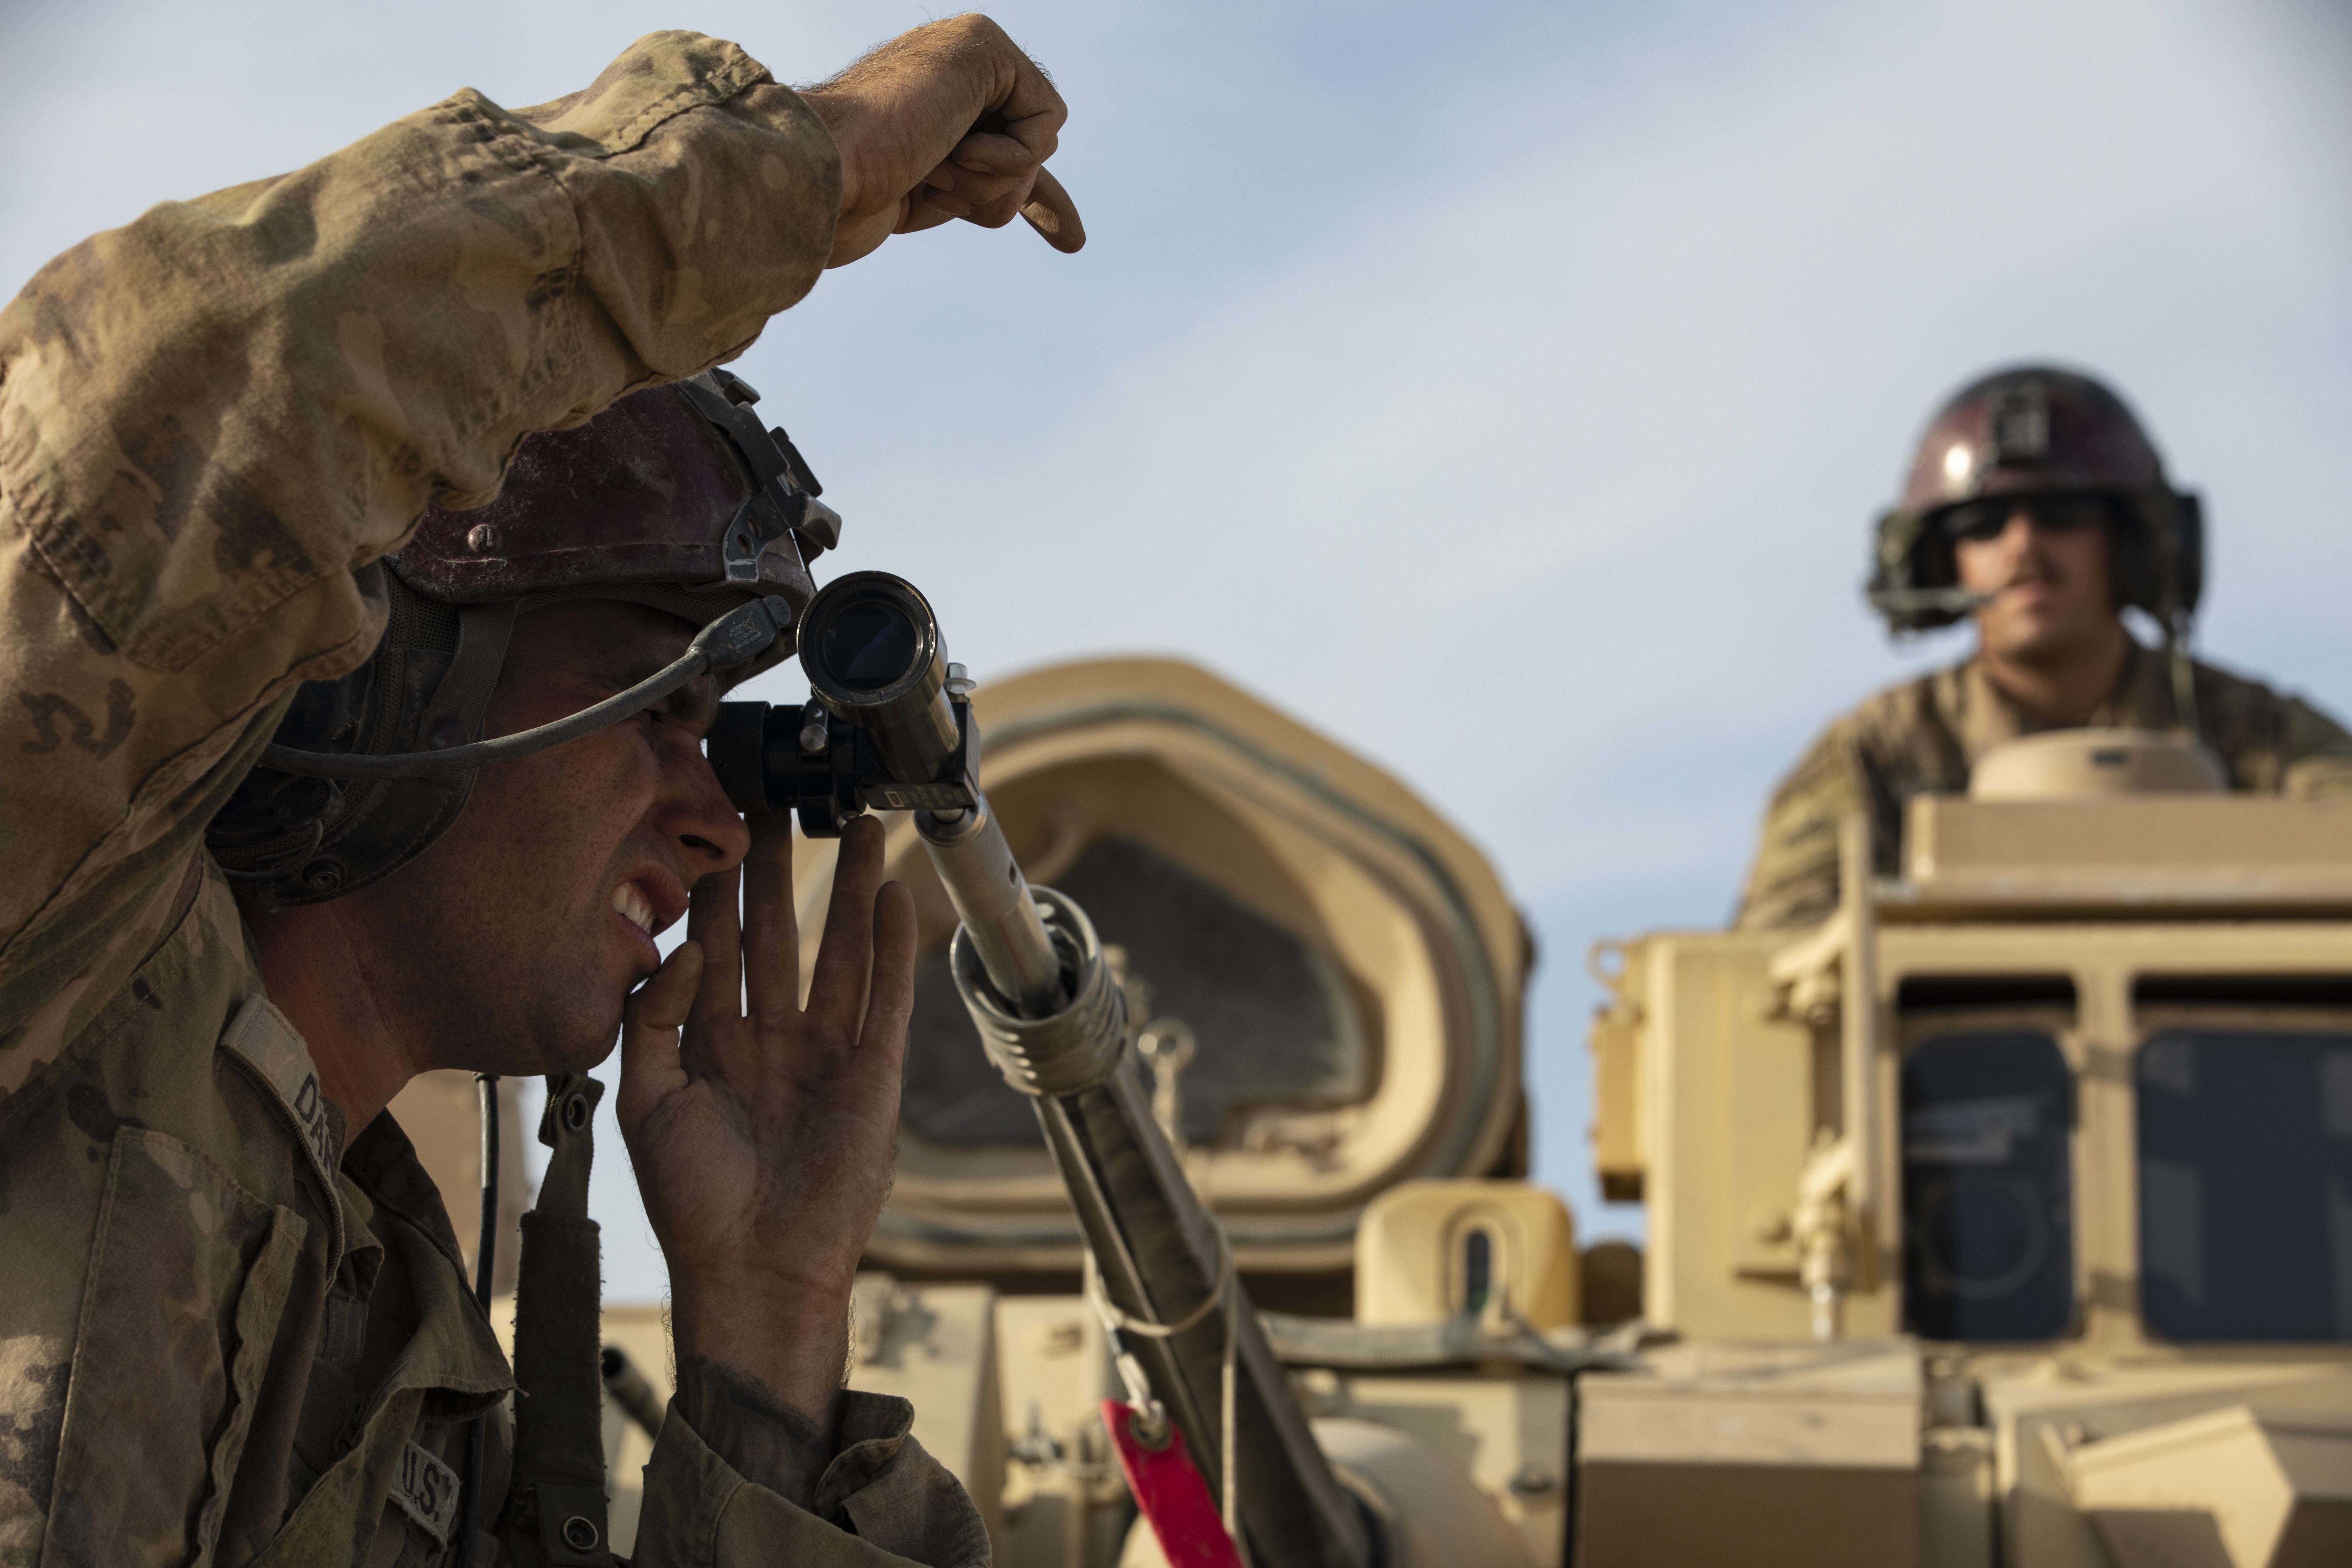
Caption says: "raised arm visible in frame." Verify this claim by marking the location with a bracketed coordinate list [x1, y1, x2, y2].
[0, 32, 841, 1041]
[0, 18, 1081, 1056]
[1736, 723, 1875, 932]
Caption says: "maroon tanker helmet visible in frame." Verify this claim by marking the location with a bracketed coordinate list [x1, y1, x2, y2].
[394, 368, 834, 629]
[1866, 365, 2203, 633]
[209, 368, 838, 908]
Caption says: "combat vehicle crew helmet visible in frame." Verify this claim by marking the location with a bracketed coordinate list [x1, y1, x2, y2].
[1866, 365, 2203, 636]
[206, 369, 836, 908]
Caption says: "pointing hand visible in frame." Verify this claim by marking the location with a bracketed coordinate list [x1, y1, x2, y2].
[800, 14, 1085, 266]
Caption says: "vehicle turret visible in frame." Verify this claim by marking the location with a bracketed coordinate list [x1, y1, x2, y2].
[1584, 730, 2352, 1567]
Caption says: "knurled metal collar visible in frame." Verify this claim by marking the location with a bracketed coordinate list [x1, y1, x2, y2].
[950, 887, 1129, 1097]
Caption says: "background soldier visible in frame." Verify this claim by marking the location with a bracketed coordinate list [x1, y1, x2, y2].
[1737, 365, 2352, 931]
[0, 17, 1078, 1566]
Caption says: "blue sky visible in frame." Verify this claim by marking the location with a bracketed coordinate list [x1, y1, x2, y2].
[9, 0, 2347, 1296]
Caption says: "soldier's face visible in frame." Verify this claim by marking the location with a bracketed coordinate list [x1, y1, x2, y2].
[335, 600, 752, 1076]
[1954, 500, 2120, 666]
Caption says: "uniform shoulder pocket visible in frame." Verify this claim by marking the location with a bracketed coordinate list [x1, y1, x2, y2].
[41, 1127, 306, 1568]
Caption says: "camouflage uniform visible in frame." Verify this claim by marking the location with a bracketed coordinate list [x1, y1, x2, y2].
[0, 31, 983, 1568]
[1736, 643, 2352, 930]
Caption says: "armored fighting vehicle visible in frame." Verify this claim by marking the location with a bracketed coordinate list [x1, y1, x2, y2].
[1582, 729, 2352, 1567]
[397, 645, 2351, 1566]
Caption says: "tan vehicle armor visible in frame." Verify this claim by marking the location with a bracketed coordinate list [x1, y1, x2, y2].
[396, 617, 2351, 1567]
[1589, 734, 2352, 1568]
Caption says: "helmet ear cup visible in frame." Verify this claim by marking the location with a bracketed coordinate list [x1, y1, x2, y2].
[2160, 491, 2204, 621]
[2110, 491, 2204, 624]
[208, 573, 505, 908]
[1867, 508, 1965, 632]
[208, 667, 369, 886]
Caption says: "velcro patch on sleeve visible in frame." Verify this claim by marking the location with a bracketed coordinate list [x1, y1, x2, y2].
[390, 1440, 462, 1545]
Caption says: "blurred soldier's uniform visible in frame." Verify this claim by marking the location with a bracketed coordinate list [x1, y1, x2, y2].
[0, 33, 978, 1567]
[1737, 368, 2352, 931]
[1738, 646, 2352, 930]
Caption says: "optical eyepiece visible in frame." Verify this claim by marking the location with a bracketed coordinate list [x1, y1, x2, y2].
[799, 572, 958, 784]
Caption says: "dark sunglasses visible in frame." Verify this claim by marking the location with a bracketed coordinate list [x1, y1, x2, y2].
[1939, 493, 2114, 543]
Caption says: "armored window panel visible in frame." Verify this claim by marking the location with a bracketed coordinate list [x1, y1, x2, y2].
[2136, 1028, 2352, 1343]
[1900, 1029, 2077, 1342]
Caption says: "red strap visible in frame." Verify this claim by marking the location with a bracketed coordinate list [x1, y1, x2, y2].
[1099, 1401, 1244, 1568]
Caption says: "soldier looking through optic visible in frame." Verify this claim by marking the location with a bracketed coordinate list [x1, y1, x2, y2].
[1736, 365, 2352, 931]
[0, 18, 1079, 1566]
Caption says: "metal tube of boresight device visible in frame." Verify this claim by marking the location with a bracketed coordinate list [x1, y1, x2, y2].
[944, 887, 1373, 1567]
[916, 799, 1064, 1017]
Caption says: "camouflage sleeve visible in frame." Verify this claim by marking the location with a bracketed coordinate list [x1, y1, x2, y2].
[2277, 693, 2352, 798]
[635, 1395, 990, 1567]
[0, 31, 840, 1041]
[1735, 724, 1866, 931]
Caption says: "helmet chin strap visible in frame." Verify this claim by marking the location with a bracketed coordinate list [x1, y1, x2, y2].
[260, 597, 790, 780]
